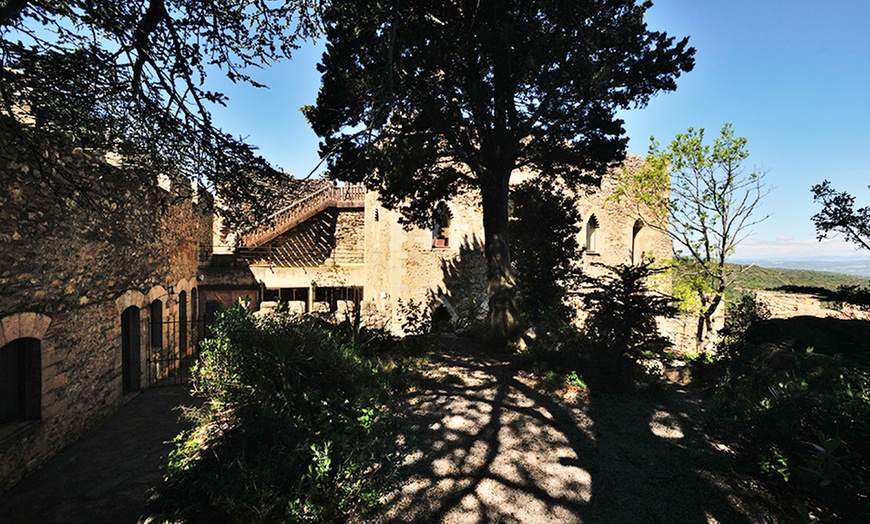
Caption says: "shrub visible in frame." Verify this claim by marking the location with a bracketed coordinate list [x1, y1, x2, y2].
[580, 261, 677, 391]
[150, 303, 396, 523]
[510, 178, 584, 327]
[710, 314, 870, 521]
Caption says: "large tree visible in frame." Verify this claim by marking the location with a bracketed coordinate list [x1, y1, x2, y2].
[616, 124, 770, 346]
[0, 0, 319, 228]
[305, 0, 695, 343]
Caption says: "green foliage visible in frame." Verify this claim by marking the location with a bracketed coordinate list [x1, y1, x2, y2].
[151, 303, 397, 523]
[565, 371, 588, 390]
[710, 313, 870, 521]
[396, 298, 432, 336]
[727, 264, 868, 293]
[812, 180, 870, 252]
[717, 292, 771, 360]
[1, 1, 320, 228]
[618, 124, 769, 344]
[670, 258, 717, 314]
[510, 178, 584, 326]
[581, 261, 678, 391]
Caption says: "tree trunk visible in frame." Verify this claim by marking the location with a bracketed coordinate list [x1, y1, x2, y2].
[481, 172, 520, 345]
[696, 289, 724, 348]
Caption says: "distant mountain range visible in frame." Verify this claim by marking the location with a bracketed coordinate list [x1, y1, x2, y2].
[731, 258, 870, 278]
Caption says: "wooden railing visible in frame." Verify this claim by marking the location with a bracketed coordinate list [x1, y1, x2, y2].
[243, 184, 366, 248]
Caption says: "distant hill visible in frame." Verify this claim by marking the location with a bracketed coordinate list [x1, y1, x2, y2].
[730, 258, 870, 277]
[727, 263, 868, 299]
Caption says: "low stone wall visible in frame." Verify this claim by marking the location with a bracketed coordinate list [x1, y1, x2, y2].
[754, 289, 870, 321]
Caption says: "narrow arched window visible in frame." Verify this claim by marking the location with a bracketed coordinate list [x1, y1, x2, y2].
[586, 215, 599, 253]
[191, 288, 199, 346]
[150, 299, 163, 350]
[432, 202, 451, 248]
[632, 219, 644, 265]
[178, 290, 188, 356]
[121, 307, 141, 394]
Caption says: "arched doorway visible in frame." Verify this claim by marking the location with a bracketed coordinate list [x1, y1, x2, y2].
[0, 337, 41, 426]
[121, 306, 141, 393]
[178, 290, 188, 357]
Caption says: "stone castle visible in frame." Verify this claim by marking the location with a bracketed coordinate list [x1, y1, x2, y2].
[0, 137, 669, 492]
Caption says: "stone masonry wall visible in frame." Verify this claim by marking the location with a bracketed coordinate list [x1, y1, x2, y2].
[753, 289, 870, 320]
[0, 144, 211, 493]
[573, 156, 672, 279]
[334, 210, 365, 265]
[361, 157, 672, 334]
[364, 190, 487, 333]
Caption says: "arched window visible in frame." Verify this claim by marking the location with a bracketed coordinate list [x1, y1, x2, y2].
[632, 219, 644, 265]
[586, 215, 599, 253]
[0, 338, 41, 426]
[150, 299, 163, 351]
[432, 202, 451, 248]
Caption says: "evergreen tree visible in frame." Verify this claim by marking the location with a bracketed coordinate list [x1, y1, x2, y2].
[305, 0, 695, 343]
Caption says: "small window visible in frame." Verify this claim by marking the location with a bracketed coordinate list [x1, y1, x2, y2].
[0, 338, 41, 427]
[586, 215, 599, 252]
[432, 202, 451, 248]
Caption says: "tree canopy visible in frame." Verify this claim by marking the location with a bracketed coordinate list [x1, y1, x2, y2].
[0, 0, 319, 227]
[617, 124, 770, 345]
[812, 181, 870, 252]
[305, 0, 695, 342]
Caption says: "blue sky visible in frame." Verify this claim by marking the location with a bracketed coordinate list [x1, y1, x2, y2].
[208, 0, 870, 262]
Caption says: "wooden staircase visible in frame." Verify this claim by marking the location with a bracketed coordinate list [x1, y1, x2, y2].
[243, 184, 366, 248]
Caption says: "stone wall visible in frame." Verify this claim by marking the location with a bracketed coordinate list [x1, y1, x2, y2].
[364, 189, 488, 333]
[359, 158, 672, 333]
[0, 145, 212, 493]
[334, 210, 365, 265]
[572, 156, 672, 278]
[753, 289, 870, 320]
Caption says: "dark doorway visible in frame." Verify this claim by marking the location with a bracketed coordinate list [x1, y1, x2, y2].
[178, 290, 188, 357]
[0, 337, 41, 426]
[150, 299, 163, 351]
[191, 288, 199, 346]
[121, 306, 141, 393]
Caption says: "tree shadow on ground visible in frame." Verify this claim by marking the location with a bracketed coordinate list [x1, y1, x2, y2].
[376, 342, 776, 523]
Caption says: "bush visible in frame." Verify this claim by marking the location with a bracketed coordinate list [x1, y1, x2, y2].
[710, 312, 870, 521]
[150, 303, 397, 523]
[510, 178, 584, 327]
[580, 261, 677, 391]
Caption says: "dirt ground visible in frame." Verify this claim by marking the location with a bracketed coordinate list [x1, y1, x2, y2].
[375, 341, 778, 523]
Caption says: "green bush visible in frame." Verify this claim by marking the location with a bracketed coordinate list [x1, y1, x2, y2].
[150, 303, 397, 523]
[580, 261, 677, 391]
[510, 178, 584, 327]
[711, 314, 870, 521]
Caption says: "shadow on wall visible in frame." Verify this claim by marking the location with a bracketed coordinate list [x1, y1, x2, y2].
[431, 235, 488, 332]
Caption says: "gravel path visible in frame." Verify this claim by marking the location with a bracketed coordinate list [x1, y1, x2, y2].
[377, 341, 776, 523]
